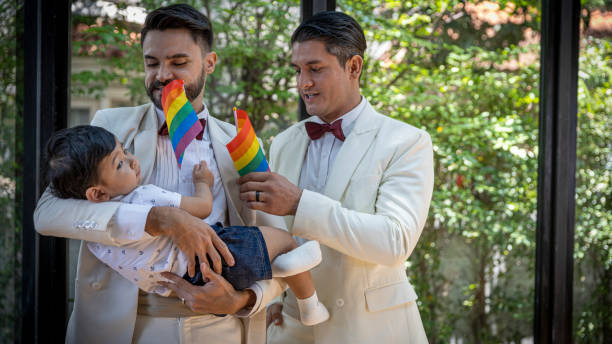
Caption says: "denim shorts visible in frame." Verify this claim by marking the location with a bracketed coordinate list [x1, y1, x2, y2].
[183, 223, 272, 291]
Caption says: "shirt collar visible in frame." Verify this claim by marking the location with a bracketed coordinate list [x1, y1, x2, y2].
[311, 96, 366, 137]
[155, 102, 211, 141]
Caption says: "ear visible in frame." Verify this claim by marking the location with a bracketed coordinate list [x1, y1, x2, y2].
[204, 51, 217, 74]
[85, 186, 111, 203]
[346, 55, 363, 80]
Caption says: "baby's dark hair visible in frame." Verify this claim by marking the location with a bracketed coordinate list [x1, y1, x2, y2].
[44, 125, 117, 199]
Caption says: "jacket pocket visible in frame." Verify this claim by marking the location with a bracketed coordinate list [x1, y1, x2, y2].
[364, 280, 418, 312]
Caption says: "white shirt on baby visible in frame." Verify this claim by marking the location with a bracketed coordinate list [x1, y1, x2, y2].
[88, 184, 190, 296]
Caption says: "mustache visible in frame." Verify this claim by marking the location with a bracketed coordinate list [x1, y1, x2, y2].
[150, 79, 174, 91]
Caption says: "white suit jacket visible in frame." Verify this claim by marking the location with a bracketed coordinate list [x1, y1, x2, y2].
[34, 103, 285, 344]
[269, 102, 433, 343]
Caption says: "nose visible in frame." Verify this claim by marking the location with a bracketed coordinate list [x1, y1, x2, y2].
[127, 153, 140, 171]
[298, 72, 313, 90]
[156, 63, 174, 83]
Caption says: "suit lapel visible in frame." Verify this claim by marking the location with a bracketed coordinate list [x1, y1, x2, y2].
[276, 124, 310, 186]
[207, 116, 249, 226]
[132, 105, 158, 185]
[268, 123, 310, 230]
[324, 104, 380, 201]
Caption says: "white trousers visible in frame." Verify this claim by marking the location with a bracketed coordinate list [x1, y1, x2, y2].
[132, 314, 243, 344]
[266, 311, 313, 344]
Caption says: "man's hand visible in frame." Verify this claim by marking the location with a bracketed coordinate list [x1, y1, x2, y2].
[266, 302, 284, 328]
[145, 207, 234, 276]
[193, 160, 214, 187]
[158, 265, 255, 315]
[237, 172, 303, 216]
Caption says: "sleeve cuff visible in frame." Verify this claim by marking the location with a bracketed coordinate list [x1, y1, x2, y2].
[292, 189, 328, 238]
[109, 203, 153, 244]
[235, 283, 263, 318]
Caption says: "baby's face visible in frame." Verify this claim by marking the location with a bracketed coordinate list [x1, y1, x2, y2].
[96, 140, 142, 198]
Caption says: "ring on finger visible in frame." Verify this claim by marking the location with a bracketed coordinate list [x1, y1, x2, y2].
[255, 191, 261, 202]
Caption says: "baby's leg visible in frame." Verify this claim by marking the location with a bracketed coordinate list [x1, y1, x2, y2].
[258, 227, 329, 325]
[258, 226, 322, 278]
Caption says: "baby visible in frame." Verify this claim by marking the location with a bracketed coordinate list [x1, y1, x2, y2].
[44, 125, 329, 326]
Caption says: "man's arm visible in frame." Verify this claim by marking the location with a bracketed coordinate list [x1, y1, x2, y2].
[239, 131, 434, 266]
[34, 186, 141, 245]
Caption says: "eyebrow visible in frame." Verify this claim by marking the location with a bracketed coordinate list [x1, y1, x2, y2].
[291, 60, 322, 67]
[144, 53, 190, 60]
[111, 150, 120, 168]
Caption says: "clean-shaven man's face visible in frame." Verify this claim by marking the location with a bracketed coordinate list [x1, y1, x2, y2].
[291, 39, 361, 123]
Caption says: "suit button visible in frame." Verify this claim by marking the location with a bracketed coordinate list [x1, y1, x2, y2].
[91, 282, 101, 290]
[336, 298, 344, 307]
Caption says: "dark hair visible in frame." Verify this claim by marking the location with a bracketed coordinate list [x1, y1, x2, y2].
[291, 11, 366, 67]
[44, 125, 117, 199]
[141, 4, 213, 51]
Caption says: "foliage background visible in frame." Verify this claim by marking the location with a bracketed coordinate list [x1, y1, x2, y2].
[2, 0, 610, 343]
[0, 0, 21, 343]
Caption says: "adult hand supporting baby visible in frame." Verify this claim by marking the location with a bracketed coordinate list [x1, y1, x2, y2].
[158, 265, 256, 315]
[145, 206, 235, 276]
[266, 302, 284, 328]
[237, 172, 303, 216]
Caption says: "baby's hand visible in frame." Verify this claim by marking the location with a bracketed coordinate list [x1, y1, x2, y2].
[193, 161, 214, 187]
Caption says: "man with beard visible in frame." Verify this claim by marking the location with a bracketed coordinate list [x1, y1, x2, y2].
[34, 4, 285, 344]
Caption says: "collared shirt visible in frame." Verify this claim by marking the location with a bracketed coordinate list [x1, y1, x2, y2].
[298, 96, 367, 194]
[152, 105, 227, 226]
[114, 104, 227, 237]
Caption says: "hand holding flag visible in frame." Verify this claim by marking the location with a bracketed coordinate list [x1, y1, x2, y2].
[226, 107, 270, 176]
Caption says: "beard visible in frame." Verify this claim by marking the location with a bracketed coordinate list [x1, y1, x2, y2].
[146, 67, 207, 110]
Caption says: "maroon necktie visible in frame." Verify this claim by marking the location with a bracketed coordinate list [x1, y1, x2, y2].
[305, 120, 345, 141]
[158, 118, 206, 140]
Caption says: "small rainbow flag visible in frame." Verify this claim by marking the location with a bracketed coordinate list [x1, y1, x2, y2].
[226, 108, 269, 176]
[161, 80, 203, 167]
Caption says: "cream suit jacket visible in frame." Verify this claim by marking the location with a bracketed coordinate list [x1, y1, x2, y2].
[268, 102, 433, 343]
[34, 103, 286, 344]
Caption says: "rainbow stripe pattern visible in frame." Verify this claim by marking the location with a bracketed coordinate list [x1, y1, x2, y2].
[161, 79, 203, 167]
[226, 108, 269, 176]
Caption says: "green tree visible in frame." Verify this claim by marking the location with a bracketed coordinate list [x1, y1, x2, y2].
[0, 1, 21, 343]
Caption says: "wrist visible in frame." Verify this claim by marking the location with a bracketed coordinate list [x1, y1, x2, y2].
[289, 188, 303, 216]
[194, 181, 212, 191]
[233, 289, 256, 314]
[145, 206, 177, 236]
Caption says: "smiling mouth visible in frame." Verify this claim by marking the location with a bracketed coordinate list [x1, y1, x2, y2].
[303, 93, 319, 101]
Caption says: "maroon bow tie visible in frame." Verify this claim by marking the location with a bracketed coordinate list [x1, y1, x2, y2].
[158, 118, 206, 140]
[305, 120, 345, 141]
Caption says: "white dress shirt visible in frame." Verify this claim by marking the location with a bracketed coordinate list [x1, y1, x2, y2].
[113, 104, 227, 239]
[298, 96, 366, 193]
[292, 96, 366, 247]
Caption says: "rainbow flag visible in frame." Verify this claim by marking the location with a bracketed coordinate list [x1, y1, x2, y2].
[161, 80, 203, 167]
[226, 108, 269, 176]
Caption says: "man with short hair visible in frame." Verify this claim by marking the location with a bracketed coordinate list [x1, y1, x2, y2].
[34, 4, 284, 343]
[239, 11, 433, 343]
